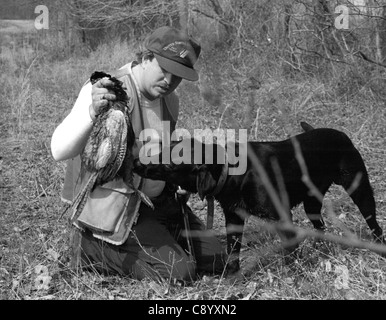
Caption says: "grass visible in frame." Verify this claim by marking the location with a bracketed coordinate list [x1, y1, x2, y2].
[1, 21, 386, 300]
[0, 20, 36, 34]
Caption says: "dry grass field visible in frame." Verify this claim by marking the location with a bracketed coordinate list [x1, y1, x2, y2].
[1, 19, 386, 301]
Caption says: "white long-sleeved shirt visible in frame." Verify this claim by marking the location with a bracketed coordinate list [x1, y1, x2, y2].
[51, 81, 95, 161]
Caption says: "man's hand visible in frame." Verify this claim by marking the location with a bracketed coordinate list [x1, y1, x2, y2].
[89, 78, 117, 121]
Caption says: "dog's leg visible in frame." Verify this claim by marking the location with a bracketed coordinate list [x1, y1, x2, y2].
[304, 196, 326, 231]
[276, 221, 299, 254]
[303, 195, 335, 254]
[343, 177, 384, 243]
[336, 147, 385, 243]
[224, 209, 245, 274]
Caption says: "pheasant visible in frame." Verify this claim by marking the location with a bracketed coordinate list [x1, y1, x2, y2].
[69, 71, 153, 224]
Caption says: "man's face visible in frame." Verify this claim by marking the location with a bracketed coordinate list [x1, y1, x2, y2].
[141, 57, 182, 100]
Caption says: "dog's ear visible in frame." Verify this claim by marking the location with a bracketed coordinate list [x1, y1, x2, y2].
[196, 165, 217, 200]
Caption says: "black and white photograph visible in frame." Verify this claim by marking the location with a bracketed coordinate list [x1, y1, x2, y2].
[1, 0, 386, 304]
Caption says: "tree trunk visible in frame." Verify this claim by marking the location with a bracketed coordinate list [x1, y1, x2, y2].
[376, 4, 386, 64]
[178, 0, 189, 34]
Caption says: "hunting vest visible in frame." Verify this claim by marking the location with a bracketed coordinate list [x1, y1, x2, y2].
[61, 63, 178, 245]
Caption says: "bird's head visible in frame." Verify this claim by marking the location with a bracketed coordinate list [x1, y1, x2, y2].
[90, 71, 128, 101]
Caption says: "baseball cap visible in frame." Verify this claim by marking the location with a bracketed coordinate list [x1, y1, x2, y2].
[145, 26, 201, 81]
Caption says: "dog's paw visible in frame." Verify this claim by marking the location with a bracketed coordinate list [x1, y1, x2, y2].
[312, 239, 335, 257]
[224, 259, 240, 275]
[224, 270, 244, 285]
[373, 233, 385, 244]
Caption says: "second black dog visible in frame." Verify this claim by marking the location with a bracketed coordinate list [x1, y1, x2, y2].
[134, 122, 384, 273]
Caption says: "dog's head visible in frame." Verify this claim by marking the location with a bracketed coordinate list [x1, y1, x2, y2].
[133, 138, 226, 200]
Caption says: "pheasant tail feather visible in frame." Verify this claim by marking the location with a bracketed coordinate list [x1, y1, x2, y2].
[69, 173, 98, 224]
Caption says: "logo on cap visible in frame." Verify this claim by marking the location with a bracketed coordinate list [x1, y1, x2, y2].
[179, 49, 189, 58]
[163, 41, 189, 55]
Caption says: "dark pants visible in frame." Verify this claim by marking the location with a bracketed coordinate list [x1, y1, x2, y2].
[80, 190, 226, 282]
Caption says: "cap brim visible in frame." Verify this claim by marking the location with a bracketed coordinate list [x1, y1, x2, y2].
[154, 53, 199, 81]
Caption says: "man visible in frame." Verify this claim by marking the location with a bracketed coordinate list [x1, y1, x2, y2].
[51, 26, 226, 282]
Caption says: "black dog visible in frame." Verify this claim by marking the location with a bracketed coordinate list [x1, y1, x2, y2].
[134, 122, 384, 272]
